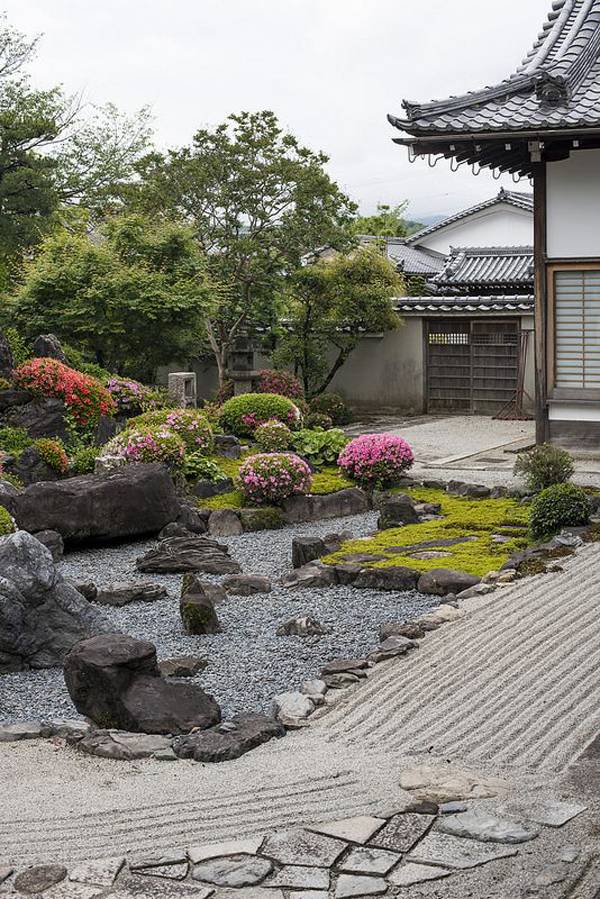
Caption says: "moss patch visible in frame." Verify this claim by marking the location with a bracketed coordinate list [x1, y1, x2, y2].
[310, 466, 354, 494]
[324, 487, 530, 578]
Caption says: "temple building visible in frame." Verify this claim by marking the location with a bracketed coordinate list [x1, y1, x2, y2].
[389, 0, 600, 448]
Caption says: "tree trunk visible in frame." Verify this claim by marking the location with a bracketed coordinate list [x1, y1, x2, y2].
[312, 346, 350, 397]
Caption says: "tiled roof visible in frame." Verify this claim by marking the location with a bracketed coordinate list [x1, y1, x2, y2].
[390, 1, 600, 139]
[394, 294, 535, 315]
[434, 246, 534, 289]
[406, 189, 533, 246]
[385, 241, 445, 275]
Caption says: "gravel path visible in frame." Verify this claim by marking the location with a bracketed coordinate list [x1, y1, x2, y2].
[0, 512, 440, 723]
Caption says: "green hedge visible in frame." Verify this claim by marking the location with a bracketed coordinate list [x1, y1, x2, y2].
[219, 393, 301, 437]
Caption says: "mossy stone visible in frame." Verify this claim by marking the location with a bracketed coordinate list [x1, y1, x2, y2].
[239, 506, 284, 532]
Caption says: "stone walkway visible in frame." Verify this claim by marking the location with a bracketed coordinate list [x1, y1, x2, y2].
[1, 544, 599, 896]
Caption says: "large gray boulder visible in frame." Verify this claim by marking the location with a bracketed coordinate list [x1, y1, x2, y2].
[417, 568, 480, 596]
[31, 333, 67, 362]
[173, 714, 285, 763]
[282, 488, 370, 523]
[13, 464, 180, 543]
[8, 398, 69, 441]
[137, 535, 241, 574]
[377, 494, 420, 529]
[64, 634, 221, 735]
[0, 531, 110, 673]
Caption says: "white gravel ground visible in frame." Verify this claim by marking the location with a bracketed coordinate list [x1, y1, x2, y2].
[0, 511, 441, 722]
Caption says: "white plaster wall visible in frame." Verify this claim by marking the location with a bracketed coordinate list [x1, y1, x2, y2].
[415, 205, 533, 255]
[547, 149, 600, 259]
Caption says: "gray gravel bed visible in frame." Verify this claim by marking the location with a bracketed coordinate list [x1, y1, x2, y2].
[0, 512, 441, 722]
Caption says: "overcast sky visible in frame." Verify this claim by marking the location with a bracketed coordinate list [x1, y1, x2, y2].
[7, 0, 551, 221]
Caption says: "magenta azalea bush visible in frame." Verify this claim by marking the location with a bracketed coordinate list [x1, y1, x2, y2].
[237, 452, 312, 504]
[128, 408, 213, 453]
[257, 369, 304, 401]
[337, 433, 414, 487]
[118, 429, 185, 467]
[107, 377, 152, 414]
[255, 419, 292, 452]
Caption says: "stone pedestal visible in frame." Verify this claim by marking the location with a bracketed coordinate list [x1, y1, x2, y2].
[168, 372, 197, 408]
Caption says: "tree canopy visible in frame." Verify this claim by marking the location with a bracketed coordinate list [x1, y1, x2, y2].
[349, 202, 423, 239]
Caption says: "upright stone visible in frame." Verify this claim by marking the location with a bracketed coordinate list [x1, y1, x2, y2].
[0, 331, 13, 377]
[31, 334, 67, 362]
[168, 372, 197, 408]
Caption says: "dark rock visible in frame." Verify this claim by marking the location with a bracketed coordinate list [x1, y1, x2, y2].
[446, 480, 468, 495]
[94, 414, 120, 447]
[95, 582, 168, 606]
[72, 581, 97, 601]
[239, 507, 284, 532]
[414, 502, 442, 515]
[159, 522, 196, 540]
[321, 658, 368, 675]
[173, 713, 285, 763]
[32, 529, 64, 561]
[192, 477, 234, 499]
[490, 486, 509, 499]
[222, 574, 271, 595]
[353, 566, 420, 592]
[180, 593, 220, 635]
[447, 481, 490, 498]
[588, 494, 600, 515]
[276, 616, 330, 637]
[175, 501, 209, 535]
[13, 464, 180, 543]
[291, 534, 347, 568]
[14, 864, 67, 894]
[74, 729, 174, 761]
[422, 479, 446, 489]
[181, 574, 227, 604]
[0, 331, 14, 377]
[417, 568, 480, 596]
[63, 634, 220, 734]
[323, 671, 364, 688]
[282, 562, 337, 589]
[332, 562, 363, 585]
[136, 535, 241, 575]
[378, 494, 420, 529]
[31, 333, 67, 362]
[0, 388, 32, 411]
[369, 635, 416, 663]
[282, 487, 370, 523]
[5, 445, 62, 486]
[159, 656, 208, 678]
[214, 434, 242, 459]
[379, 621, 426, 641]
[8, 398, 69, 441]
[0, 531, 110, 673]
[0, 479, 23, 519]
[408, 801, 440, 815]
[208, 508, 243, 536]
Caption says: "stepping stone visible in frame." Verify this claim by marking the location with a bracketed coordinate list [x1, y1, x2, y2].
[192, 854, 273, 888]
[309, 815, 386, 844]
[260, 827, 347, 867]
[38, 883, 100, 899]
[69, 856, 125, 886]
[189, 836, 264, 864]
[288, 893, 328, 899]
[399, 764, 507, 802]
[111, 889, 214, 899]
[369, 813, 433, 852]
[408, 832, 518, 870]
[333, 873, 388, 897]
[130, 851, 187, 870]
[138, 862, 188, 880]
[500, 799, 587, 828]
[14, 865, 67, 893]
[216, 891, 283, 899]
[338, 846, 400, 875]
[436, 809, 540, 844]
[269, 865, 330, 889]
[0, 722, 44, 742]
[388, 862, 452, 886]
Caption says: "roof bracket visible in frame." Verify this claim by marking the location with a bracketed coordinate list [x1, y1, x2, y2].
[535, 72, 570, 106]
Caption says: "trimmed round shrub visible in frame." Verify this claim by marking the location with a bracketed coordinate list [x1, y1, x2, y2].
[117, 429, 186, 467]
[69, 445, 98, 475]
[184, 454, 228, 483]
[34, 438, 69, 474]
[338, 433, 414, 488]
[106, 377, 164, 415]
[530, 482, 591, 541]
[255, 420, 292, 452]
[257, 369, 304, 402]
[0, 427, 32, 455]
[309, 392, 352, 425]
[514, 443, 575, 493]
[306, 412, 333, 430]
[219, 393, 302, 437]
[237, 452, 312, 504]
[13, 358, 115, 427]
[128, 408, 213, 453]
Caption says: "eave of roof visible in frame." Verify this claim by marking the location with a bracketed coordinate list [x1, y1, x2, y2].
[394, 294, 535, 315]
[406, 189, 533, 246]
[434, 245, 534, 288]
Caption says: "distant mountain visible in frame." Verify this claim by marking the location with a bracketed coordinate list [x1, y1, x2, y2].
[412, 213, 448, 228]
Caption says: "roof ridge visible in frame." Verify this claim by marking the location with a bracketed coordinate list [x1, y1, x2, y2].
[406, 192, 533, 245]
[446, 245, 534, 254]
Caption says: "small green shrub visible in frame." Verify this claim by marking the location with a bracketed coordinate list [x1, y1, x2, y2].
[219, 393, 302, 437]
[69, 445, 98, 475]
[0, 427, 32, 455]
[291, 428, 348, 468]
[255, 420, 292, 452]
[530, 483, 590, 541]
[0, 504, 15, 535]
[309, 392, 352, 425]
[514, 443, 575, 493]
[0, 377, 11, 390]
[34, 438, 69, 474]
[4, 328, 30, 368]
[305, 412, 333, 430]
[127, 408, 213, 453]
[184, 454, 227, 483]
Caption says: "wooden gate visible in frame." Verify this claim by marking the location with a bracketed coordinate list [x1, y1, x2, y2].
[426, 318, 520, 415]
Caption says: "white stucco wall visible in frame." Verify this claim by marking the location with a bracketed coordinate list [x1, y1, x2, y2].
[414, 204, 533, 255]
[547, 149, 600, 259]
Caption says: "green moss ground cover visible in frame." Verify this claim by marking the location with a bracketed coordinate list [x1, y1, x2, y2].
[324, 487, 530, 577]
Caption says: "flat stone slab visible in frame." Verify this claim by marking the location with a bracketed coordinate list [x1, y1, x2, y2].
[38, 883, 100, 899]
[111, 888, 214, 899]
[14, 864, 67, 893]
[138, 863, 188, 880]
[333, 873, 388, 897]
[338, 846, 400, 875]
[436, 809, 540, 844]
[192, 854, 272, 888]
[309, 815, 385, 844]
[0, 721, 44, 742]
[213, 891, 282, 899]
[499, 799, 588, 828]
[69, 856, 125, 886]
[130, 851, 188, 870]
[260, 827, 347, 867]
[189, 836, 265, 864]
[287, 893, 328, 899]
[399, 764, 508, 802]
[388, 862, 452, 886]
[369, 812, 432, 852]
[408, 832, 519, 869]
[268, 865, 330, 889]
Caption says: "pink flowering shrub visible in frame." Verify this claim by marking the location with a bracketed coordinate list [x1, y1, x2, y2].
[13, 358, 115, 427]
[257, 369, 304, 401]
[255, 419, 292, 452]
[220, 393, 302, 437]
[106, 377, 164, 415]
[128, 408, 213, 453]
[237, 452, 312, 505]
[118, 428, 185, 467]
[337, 433, 414, 487]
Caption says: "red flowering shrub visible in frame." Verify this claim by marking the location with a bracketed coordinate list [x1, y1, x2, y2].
[237, 452, 312, 505]
[13, 358, 115, 427]
[34, 438, 69, 474]
[257, 369, 304, 401]
[338, 433, 414, 487]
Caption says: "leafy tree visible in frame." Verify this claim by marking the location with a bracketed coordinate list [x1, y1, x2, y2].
[11, 215, 213, 379]
[349, 202, 422, 238]
[126, 111, 357, 386]
[274, 245, 404, 397]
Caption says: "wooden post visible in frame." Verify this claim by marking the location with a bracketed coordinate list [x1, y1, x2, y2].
[533, 162, 549, 444]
